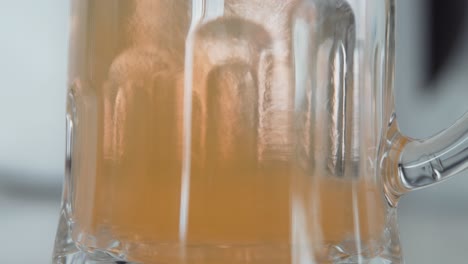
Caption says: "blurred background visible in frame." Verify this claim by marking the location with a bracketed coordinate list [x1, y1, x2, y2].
[0, 0, 467, 263]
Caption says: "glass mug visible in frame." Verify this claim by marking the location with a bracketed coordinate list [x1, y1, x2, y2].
[53, 0, 468, 263]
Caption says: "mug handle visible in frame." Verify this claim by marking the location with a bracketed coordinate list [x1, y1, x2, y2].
[383, 111, 468, 206]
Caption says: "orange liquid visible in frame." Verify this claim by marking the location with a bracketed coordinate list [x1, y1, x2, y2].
[69, 1, 386, 263]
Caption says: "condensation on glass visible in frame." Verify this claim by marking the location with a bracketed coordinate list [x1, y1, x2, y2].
[53, 0, 468, 263]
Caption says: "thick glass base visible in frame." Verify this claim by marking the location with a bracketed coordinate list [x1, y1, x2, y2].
[54, 249, 399, 264]
[54, 251, 135, 264]
[53, 208, 403, 264]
